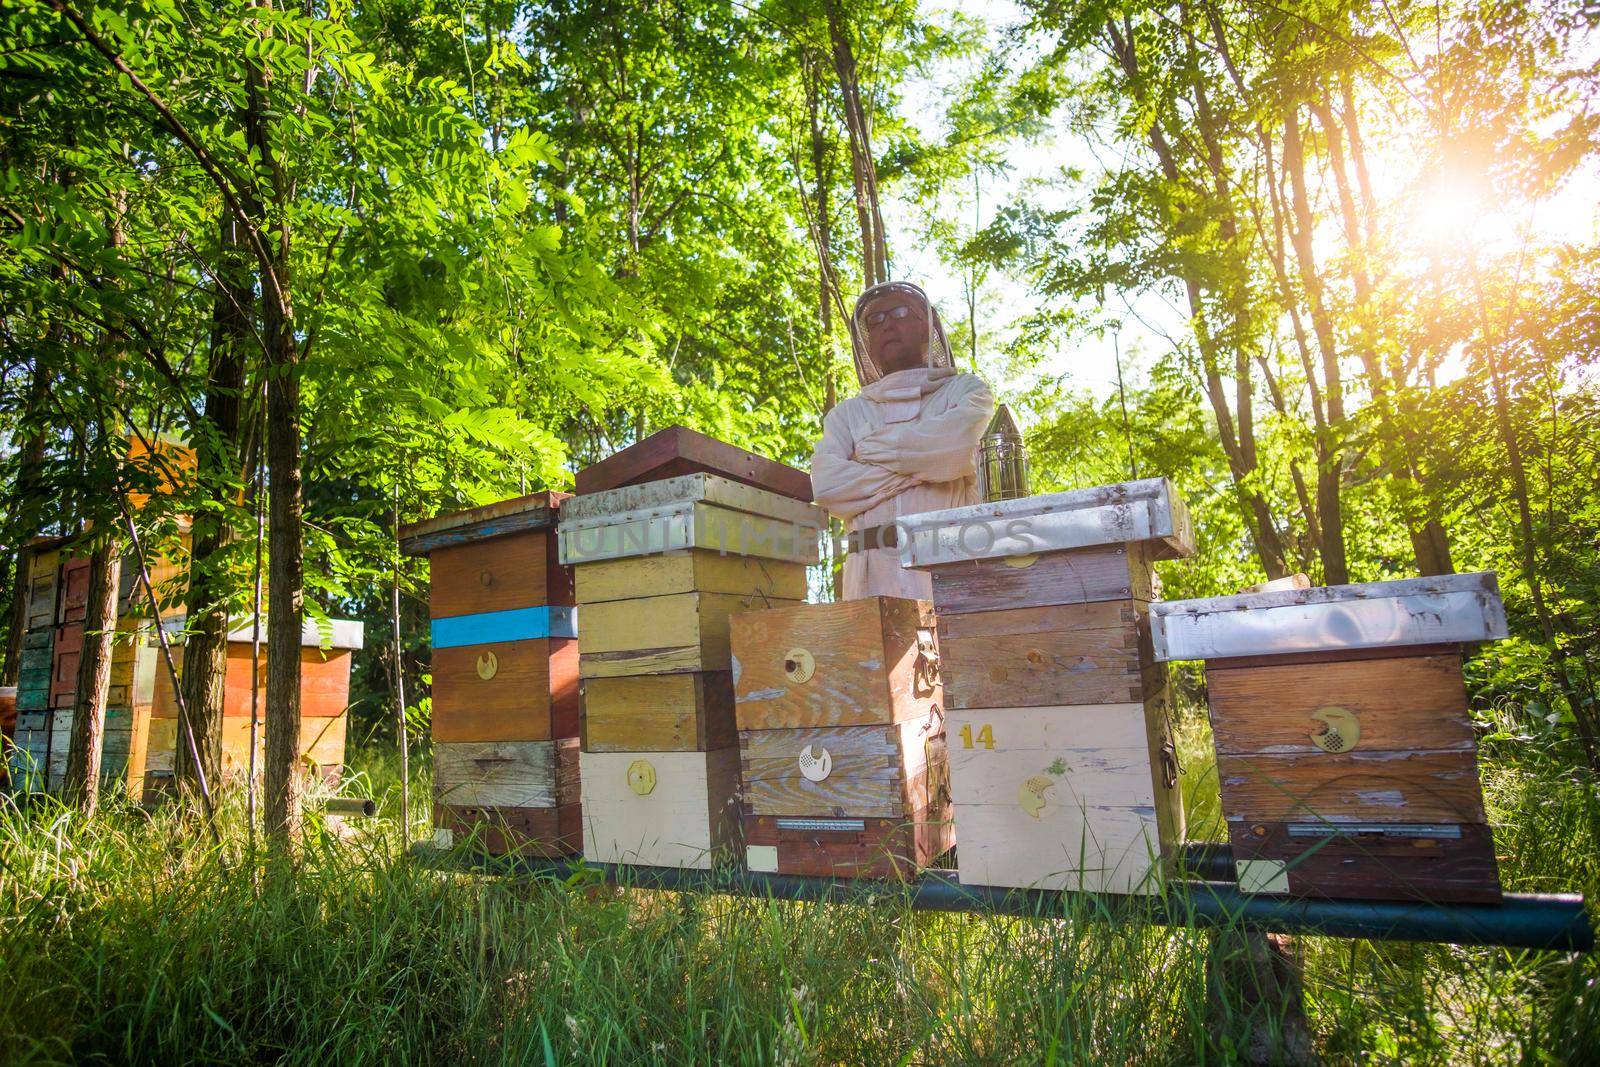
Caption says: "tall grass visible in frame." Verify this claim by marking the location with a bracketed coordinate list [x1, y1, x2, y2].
[0, 717, 1595, 1065]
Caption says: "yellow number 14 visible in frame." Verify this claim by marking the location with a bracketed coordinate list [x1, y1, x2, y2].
[959, 724, 995, 750]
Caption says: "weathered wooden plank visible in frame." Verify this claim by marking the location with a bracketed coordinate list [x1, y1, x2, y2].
[432, 803, 582, 857]
[731, 598, 939, 730]
[927, 544, 1153, 615]
[58, 556, 90, 624]
[580, 747, 741, 868]
[14, 687, 50, 713]
[573, 425, 813, 501]
[398, 492, 566, 557]
[142, 713, 350, 784]
[742, 807, 953, 879]
[737, 712, 946, 819]
[431, 637, 571, 742]
[952, 802, 1165, 894]
[51, 623, 83, 708]
[578, 592, 800, 678]
[1206, 654, 1474, 756]
[574, 551, 808, 605]
[937, 599, 1141, 639]
[25, 549, 61, 631]
[945, 702, 1177, 894]
[939, 612, 1161, 710]
[434, 739, 578, 808]
[430, 530, 559, 619]
[560, 504, 821, 566]
[19, 645, 53, 673]
[1215, 750, 1488, 824]
[580, 672, 736, 752]
[1228, 821, 1501, 904]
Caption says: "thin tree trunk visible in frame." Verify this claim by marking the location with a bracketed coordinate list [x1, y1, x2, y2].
[823, 0, 889, 286]
[1314, 96, 1453, 576]
[64, 539, 120, 813]
[177, 213, 252, 793]
[1104, 18, 1286, 579]
[1282, 105, 1349, 585]
[243, 9, 305, 846]
[1470, 268, 1599, 770]
[391, 501, 410, 841]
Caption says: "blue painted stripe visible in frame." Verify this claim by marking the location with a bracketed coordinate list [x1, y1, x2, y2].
[431, 606, 577, 648]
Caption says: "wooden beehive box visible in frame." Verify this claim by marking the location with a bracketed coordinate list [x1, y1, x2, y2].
[399, 492, 580, 857]
[144, 617, 362, 795]
[1151, 573, 1507, 904]
[899, 479, 1193, 894]
[580, 748, 742, 868]
[731, 598, 952, 878]
[562, 453, 822, 870]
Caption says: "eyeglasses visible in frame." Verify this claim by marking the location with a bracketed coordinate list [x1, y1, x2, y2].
[865, 305, 916, 327]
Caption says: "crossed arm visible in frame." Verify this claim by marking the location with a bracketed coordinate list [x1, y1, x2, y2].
[810, 375, 995, 523]
[810, 406, 920, 523]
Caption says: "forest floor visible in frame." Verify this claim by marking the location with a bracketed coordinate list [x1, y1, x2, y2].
[0, 707, 1595, 1065]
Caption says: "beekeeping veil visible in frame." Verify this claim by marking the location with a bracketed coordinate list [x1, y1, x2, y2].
[849, 281, 954, 386]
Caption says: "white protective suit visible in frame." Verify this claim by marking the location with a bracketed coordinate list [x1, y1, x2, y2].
[810, 282, 995, 600]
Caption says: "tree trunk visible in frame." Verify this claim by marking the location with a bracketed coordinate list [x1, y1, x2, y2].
[1103, 18, 1287, 579]
[1282, 105, 1349, 585]
[243, 9, 305, 845]
[261, 292, 303, 844]
[1314, 96, 1453, 577]
[177, 214, 252, 794]
[823, 0, 889, 287]
[64, 540, 121, 813]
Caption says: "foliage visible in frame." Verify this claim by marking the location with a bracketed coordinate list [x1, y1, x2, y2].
[0, 722, 1595, 1063]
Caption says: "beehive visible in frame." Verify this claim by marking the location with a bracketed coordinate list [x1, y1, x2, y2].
[145, 616, 363, 794]
[7, 545, 167, 797]
[731, 597, 952, 878]
[560, 440, 821, 870]
[1150, 573, 1507, 903]
[900, 478, 1194, 894]
[399, 493, 579, 857]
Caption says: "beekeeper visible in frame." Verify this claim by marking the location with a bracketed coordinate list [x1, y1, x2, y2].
[810, 281, 995, 600]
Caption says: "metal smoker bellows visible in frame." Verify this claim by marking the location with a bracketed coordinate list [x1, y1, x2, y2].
[976, 404, 1028, 502]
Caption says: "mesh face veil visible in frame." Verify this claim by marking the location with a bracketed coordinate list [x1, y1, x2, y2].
[850, 281, 953, 385]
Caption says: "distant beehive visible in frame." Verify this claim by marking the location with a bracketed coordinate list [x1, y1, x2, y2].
[8, 540, 180, 797]
[900, 479, 1194, 894]
[146, 616, 363, 794]
[559, 429, 819, 870]
[400, 493, 579, 857]
[731, 597, 952, 878]
[1151, 574, 1507, 903]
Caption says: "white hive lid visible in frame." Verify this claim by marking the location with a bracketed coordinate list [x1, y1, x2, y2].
[1148, 572, 1508, 662]
[898, 477, 1193, 568]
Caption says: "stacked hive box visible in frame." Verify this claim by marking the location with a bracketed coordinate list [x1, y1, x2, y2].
[730, 597, 952, 878]
[900, 479, 1194, 894]
[1150, 573, 1507, 903]
[10, 545, 61, 792]
[145, 617, 363, 795]
[399, 493, 580, 856]
[8, 542, 169, 797]
[560, 431, 819, 869]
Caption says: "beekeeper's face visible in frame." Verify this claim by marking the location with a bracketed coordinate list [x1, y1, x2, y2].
[862, 294, 929, 376]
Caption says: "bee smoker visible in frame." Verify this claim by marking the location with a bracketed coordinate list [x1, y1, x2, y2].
[976, 404, 1029, 502]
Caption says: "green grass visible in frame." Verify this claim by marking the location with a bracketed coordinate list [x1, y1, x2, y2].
[0, 713, 1595, 1065]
